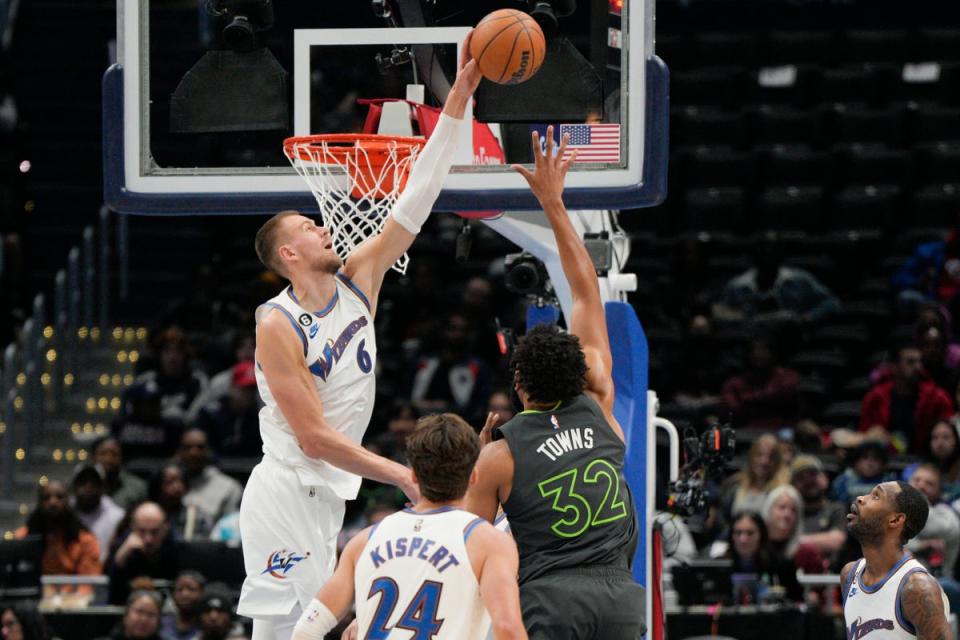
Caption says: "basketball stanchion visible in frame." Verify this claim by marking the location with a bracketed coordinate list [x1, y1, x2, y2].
[283, 134, 424, 274]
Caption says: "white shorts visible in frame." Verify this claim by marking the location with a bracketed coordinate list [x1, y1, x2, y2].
[237, 455, 346, 622]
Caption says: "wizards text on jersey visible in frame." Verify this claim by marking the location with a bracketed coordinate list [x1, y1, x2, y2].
[308, 316, 369, 381]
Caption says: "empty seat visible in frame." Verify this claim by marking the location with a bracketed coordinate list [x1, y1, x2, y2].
[693, 32, 760, 68]
[755, 185, 825, 232]
[671, 67, 746, 107]
[763, 30, 836, 66]
[842, 29, 909, 65]
[760, 147, 835, 186]
[821, 400, 863, 428]
[176, 541, 246, 588]
[916, 29, 960, 63]
[829, 105, 905, 146]
[751, 106, 825, 147]
[832, 184, 902, 230]
[917, 143, 960, 183]
[681, 187, 748, 232]
[819, 66, 883, 106]
[789, 350, 850, 383]
[682, 147, 757, 188]
[911, 184, 960, 227]
[837, 146, 914, 187]
[673, 107, 748, 148]
[911, 105, 960, 144]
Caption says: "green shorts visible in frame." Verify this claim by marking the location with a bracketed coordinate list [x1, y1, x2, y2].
[519, 566, 646, 640]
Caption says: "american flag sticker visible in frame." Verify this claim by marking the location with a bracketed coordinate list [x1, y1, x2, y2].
[560, 123, 621, 162]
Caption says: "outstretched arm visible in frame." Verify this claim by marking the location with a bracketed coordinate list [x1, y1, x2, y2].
[469, 525, 528, 640]
[900, 571, 951, 640]
[257, 313, 418, 502]
[343, 34, 483, 313]
[512, 128, 622, 440]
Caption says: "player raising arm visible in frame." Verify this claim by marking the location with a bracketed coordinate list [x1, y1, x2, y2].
[291, 414, 527, 640]
[238, 35, 482, 640]
[464, 127, 643, 639]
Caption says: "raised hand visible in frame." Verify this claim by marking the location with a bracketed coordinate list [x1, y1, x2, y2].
[511, 125, 576, 206]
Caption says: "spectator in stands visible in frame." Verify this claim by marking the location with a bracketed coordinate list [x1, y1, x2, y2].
[791, 455, 848, 566]
[176, 429, 243, 525]
[712, 234, 839, 325]
[196, 584, 246, 640]
[72, 463, 125, 563]
[721, 335, 800, 430]
[159, 571, 205, 640]
[93, 437, 148, 511]
[906, 463, 960, 612]
[487, 390, 515, 427]
[99, 590, 163, 640]
[830, 440, 895, 505]
[927, 420, 960, 502]
[126, 327, 207, 426]
[761, 485, 827, 576]
[722, 511, 803, 603]
[860, 341, 953, 453]
[718, 434, 789, 531]
[16, 480, 102, 578]
[191, 361, 261, 456]
[0, 601, 52, 640]
[919, 324, 960, 395]
[185, 331, 256, 424]
[664, 315, 725, 414]
[890, 227, 960, 313]
[148, 463, 212, 541]
[407, 312, 492, 425]
[107, 502, 179, 604]
[367, 401, 419, 463]
[112, 381, 185, 461]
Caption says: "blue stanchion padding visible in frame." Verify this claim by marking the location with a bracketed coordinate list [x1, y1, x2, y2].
[605, 301, 649, 585]
[525, 303, 561, 330]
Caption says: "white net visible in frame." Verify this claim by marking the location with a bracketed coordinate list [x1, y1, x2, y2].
[284, 135, 424, 274]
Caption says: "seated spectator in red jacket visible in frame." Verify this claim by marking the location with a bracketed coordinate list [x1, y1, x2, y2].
[722, 336, 800, 430]
[860, 342, 953, 453]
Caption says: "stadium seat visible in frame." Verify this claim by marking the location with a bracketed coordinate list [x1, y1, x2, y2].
[836, 146, 915, 188]
[681, 187, 748, 232]
[751, 106, 825, 148]
[682, 147, 757, 188]
[671, 67, 746, 108]
[917, 143, 960, 183]
[762, 30, 836, 66]
[841, 29, 909, 65]
[911, 105, 960, 144]
[829, 105, 906, 146]
[821, 400, 863, 428]
[176, 541, 246, 589]
[832, 184, 903, 231]
[755, 185, 825, 232]
[916, 29, 960, 63]
[673, 107, 748, 148]
[809, 323, 871, 353]
[759, 146, 835, 186]
[910, 184, 960, 228]
[789, 349, 851, 384]
[693, 32, 760, 68]
[749, 65, 820, 107]
[819, 66, 883, 106]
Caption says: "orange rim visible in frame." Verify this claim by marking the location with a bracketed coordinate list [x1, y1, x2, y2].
[283, 134, 424, 164]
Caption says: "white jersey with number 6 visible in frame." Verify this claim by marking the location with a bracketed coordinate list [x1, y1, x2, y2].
[254, 274, 376, 499]
[355, 507, 491, 640]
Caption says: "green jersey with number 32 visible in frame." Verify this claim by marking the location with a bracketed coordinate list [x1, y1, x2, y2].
[500, 393, 639, 584]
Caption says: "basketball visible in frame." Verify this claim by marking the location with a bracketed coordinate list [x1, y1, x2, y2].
[469, 9, 546, 85]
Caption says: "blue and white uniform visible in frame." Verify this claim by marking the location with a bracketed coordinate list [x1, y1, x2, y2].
[842, 555, 950, 640]
[238, 274, 376, 627]
[355, 507, 491, 640]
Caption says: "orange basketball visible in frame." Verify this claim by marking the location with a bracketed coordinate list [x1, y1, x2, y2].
[469, 9, 546, 85]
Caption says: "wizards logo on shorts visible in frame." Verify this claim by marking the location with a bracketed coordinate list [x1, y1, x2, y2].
[261, 549, 311, 579]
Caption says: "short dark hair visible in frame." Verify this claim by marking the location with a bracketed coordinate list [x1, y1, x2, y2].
[405, 414, 480, 502]
[887, 339, 918, 363]
[510, 324, 587, 404]
[254, 210, 300, 278]
[894, 480, 930, 545]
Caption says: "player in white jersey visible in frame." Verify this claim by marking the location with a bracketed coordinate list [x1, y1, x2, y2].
[237, 35, 482, 640]
[841, 480, 951, 640]
[291, 413, 527, 640]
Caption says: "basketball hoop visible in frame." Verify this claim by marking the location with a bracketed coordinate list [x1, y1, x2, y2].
[283, 133, 425, 274]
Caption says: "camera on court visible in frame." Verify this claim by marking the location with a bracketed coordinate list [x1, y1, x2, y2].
[212, 0, 275, 52]
[504, 252, 550, 296]
[667, 423, 736, 517]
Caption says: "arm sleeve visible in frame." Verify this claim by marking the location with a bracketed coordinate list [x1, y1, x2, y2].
[391, 113, 464, 235]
